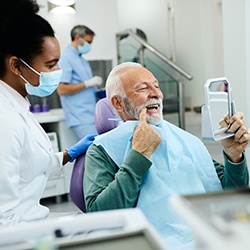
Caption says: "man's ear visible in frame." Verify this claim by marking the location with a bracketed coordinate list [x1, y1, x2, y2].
[75, 33, 81, 41]
[111, 96, 124, 112]
[8, 56, 21, 76]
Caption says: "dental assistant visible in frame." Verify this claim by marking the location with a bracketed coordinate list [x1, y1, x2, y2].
[0, 0, 94, 226]
[57, 25, 103, 140]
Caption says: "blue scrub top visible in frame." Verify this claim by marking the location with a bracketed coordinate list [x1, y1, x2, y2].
[59, 45, 97, 127]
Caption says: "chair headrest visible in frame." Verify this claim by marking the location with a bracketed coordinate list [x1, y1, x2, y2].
[94, 97, 119, 134]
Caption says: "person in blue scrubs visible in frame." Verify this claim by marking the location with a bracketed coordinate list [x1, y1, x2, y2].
[57, 25, 103, 140]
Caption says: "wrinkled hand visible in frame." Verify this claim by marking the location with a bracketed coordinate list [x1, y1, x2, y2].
[220, 112, 250, 162]
[66, 134, 96, 162]
[132, 108, 162, 158]
[85, 76, 103, 88]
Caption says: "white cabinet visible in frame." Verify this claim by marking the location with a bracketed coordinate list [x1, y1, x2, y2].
[33, 109, 78, 199]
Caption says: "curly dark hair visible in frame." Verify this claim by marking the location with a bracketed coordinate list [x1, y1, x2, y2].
[0, 0, 55, 76]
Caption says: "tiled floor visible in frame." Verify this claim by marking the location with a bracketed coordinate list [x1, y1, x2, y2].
[41, 194, 80, 213]
[44, 111, 224, 213]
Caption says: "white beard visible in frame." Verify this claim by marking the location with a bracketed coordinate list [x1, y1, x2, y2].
[123, 98, 163, 125]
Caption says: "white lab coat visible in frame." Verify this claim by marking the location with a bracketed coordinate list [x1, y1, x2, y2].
[0, 81, 63, 226]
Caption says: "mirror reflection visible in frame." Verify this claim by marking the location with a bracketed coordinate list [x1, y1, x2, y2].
[208, 81, 228, 92]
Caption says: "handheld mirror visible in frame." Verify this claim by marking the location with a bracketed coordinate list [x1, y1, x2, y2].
[202, 77, 236, 141]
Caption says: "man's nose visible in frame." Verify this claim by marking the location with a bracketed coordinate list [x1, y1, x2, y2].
[149, 85, 163, 98]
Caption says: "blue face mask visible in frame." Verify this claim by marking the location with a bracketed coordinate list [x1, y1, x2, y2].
[78, 41, 91, 55]
[19, 59, 63, 97]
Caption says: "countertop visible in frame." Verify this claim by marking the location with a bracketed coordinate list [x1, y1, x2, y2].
[32, 108, 65, 124]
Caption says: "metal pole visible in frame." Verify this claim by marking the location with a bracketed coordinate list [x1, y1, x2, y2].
[116, 34, 121, 64]
[178, 80, 185, 130]
[139, 47, 145, 66]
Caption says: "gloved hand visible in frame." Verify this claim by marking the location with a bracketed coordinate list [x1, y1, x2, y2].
[66, 134, 96, 162]
[85, 76, 103, 88]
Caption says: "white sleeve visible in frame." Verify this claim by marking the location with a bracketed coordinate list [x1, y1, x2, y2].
[48, 152, 64, 178]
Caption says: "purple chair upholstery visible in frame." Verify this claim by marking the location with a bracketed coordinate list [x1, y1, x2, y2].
[94, 97, 119, 134]
[69, 154, 87, 212]
[69, 97, 118, 212]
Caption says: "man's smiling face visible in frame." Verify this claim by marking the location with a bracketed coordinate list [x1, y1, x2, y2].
[121, 66, 164, 125]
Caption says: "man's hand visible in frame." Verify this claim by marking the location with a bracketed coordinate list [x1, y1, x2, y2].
[220, 111, 250, 162]
[132, 108, 162, 158]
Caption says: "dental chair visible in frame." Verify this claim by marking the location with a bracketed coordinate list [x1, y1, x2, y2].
[69, 97, 119, 212]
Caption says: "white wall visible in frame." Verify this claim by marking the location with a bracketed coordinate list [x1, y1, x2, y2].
[222, 0, 250, 163]
[173, 0, 224, 108]
[222, 0, 250, 123]
[117, 0, 170, 57]
[37, 0, 119, 65]
[117, 0, 225, 109]
[37, 0, 248, 114]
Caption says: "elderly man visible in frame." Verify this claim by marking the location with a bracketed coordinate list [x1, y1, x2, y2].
[84, 62, 249, 249]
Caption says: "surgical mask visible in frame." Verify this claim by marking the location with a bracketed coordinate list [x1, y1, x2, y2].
[78, 41, 91, 55]
[19, 59, 62, 97]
